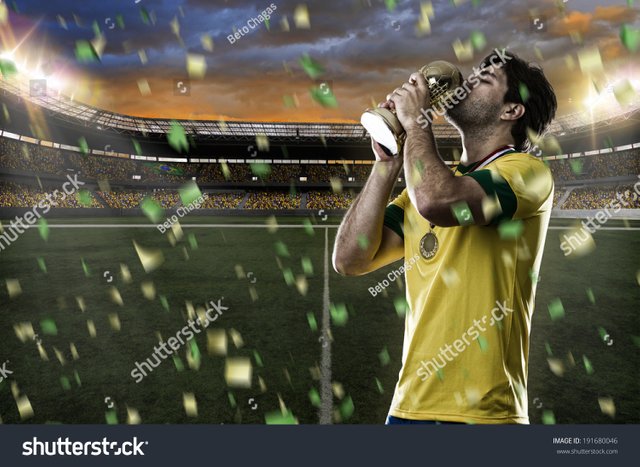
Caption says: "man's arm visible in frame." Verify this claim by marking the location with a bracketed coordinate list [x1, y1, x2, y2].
[332, 140, 404, 276]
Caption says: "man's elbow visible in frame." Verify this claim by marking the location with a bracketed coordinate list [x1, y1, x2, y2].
[332, 254, 365, 277]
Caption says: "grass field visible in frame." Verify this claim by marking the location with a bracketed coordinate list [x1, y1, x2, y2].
[0, 216, 638, 424]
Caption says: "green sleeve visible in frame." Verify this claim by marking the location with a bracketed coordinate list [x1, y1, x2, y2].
[383, 204, 405, 239]
[464, 169, 517, 224]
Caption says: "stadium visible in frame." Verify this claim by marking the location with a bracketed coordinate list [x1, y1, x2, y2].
[0, 0, 639, 427]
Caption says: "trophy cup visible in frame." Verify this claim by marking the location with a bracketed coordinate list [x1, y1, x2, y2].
[360, 60, 463, 156]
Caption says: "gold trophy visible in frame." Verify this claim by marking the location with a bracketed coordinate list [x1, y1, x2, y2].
[360, 60, 463, 156]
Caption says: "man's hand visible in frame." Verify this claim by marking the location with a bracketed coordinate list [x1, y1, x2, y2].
[386, 72, 431, 132]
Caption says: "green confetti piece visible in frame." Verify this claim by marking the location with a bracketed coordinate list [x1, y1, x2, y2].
[250, 162, 271, 178]
[470, 31, 486, 50]
[91, 20, 101, 37]
[178, 181, 202, 206]
[330, 302, 349, 326]
[597, 326, 608, 341]
[306, 312, 318, 331]
[451, 201, 474, 226]
[393, 296, 408, 317]
[283, 95, 296, 108]
[77, 189, 92, 207]
[74, 40, 99, 62]
[188, 233, 198, 250]
[78, 136, 89, 155]
[569, 159, 583, 175]
[159, 295, 170, 312]
[41, 318, 57, 336]
[265, 409, 298, 424]
[37, 257, 47, 273]
[477, 335, 488, 352]
[60, 376, 71, 391]
[189, 339, 201, 362]
[298, 53, 324, 79]
[356, 234, 369, 249]
[283, 268, 295, 285]
[436, 368, 445, 381]
[228, 392, 237, 408]
[74, 370, 81, 386]
[498, 219, 523, 240]
[81, 258, 91, 277]
[529, 269, 539, 285]
[38, 218, 49, 241]
[547, 298, 565, 321]
[379, 346, 390, 366]
[115, 14, 125, 29]
[301, 257, 314, 276]
[339, 396, 354, 420]
[583, 355, 594, 375]
[167, 120, 189, 153]
[308, 388, 321, 407]
[375, 377, 384, 394]
[603, 136, 614, 150]
[140, 7, 151, 25]
[264, 17, 270, 30]
[0, 58, 17, 77]
[105, 410, 118, 425]
[518, 83, 530, 103]
[542, 409, 556, 425]
[302, 218, 315, 236]
[253, 350, 264, 367]
[620, 24, 640, 53]
[310, 85, 338, 108]
[275, 241, 290, 257]
[132, 138, 142, 155]
[544, 341, 553, 356]
[384, 0, 397, 11]
[173, 355, 184, 372]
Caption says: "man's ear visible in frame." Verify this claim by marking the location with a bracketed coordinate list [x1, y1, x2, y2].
[501, 103, 525, 122]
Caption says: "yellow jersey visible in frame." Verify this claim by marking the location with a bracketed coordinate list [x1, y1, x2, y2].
[383, 151, 554, 424]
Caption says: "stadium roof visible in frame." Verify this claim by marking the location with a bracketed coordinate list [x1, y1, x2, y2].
[1, 77, 639, 143]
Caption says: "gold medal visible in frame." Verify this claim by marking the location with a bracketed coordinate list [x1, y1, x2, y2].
[419, 226, 439, 260]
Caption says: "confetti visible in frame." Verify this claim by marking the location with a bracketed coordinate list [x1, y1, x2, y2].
[583, 355, 594, 374]
[357, 234, 369, 249]
[469, 31, 486, 50]
[265, 409, 298, 424]
[379, 346, 390, 366]
[16, 396, 34, 420]
[518, 83, 530, 103]
[542, 410, 556, 425]
[74, 40, 100, 62]
[137, 79, 151, 96]
[613, 79, 637, 106]
[330, 302, 348, 326]
[394, 296, 408, 317]
[38, 218, 49, 241]
[167, 121, 189, 153]
[201, 34, 214, 52]
[477, 335, 488, 352]
[229, 328, 244, 348]
[133, 241, 164, 273]
[178, 181, 202, 205]
[308, 388, 321, 407]
[186, 54, 207, 79]
[547, 298, 565, 320]
[310, 85, 338, 107]
[6, 278, 21, 298]
[598, 397, 615, 418]
[183, 392, 198, 417]
[301, 257, 314, 276]
[109, 287, 124, 306]
[127, 407, 141, 424]
[274, 241, 290, 257]
[294, 4, 310, 28]
[141, 281, 156, 300]
[299, 53, 324, 79]
[0, 58, 17, 77]
[586, 288, 595, 304]
[306, 312, 318, 331]
[375, 378, 384, 394]
[498, 219, 523, 239]
[620, 24, 640, 52]
[225, 357, 252, 388]
[81, 258, 91, 277]
[340, 395, 355, 421]
[547, 358, 564, 377]
[40, 318, 58, 336]
[577, 47, 603, 74]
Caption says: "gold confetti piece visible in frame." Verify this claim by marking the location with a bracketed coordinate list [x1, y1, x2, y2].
[452, 38, 474, 62]
[0, 3, 8, 24]
[295, 275, 309, 296]
[256, 134, 270, 151]
[141, 281, 156, 300]
[91, 33, 107, 59]
[6, 279, 22, 298]
[87, 320, 97, 338]
[75, 296, 86, 312]
[441, 267, 460, 288]
[229, 328, 244, 348]
[598, 397, 616, 418]
[578, 47, 603, 75]
[613, 79, 637, 106]
[481, 194, 502, 221]
[294, 4, 310, 28]
[109, 287, 124, 306]
[207, 329, 227, 355]
[249, 286, 258, 302]
[234, 264, 246, 279]
[183, 392, 198, 417]
[127, 406, 141, 424]
[332, 382, 345, 400]
[171, 222, 184, 241]
[70, 343, 80, 360]
[13, 322, 34, 343]
[133, 241, 164, 273]
[559, 225, 595, 258]
[547, 357, 565, 377]
[465, 388, 481, 407]
[11, 382, 20, 399]
[329, 177, 342, 193]
[258, 376, 267, 393]
[187, 54, 207, 79]
[108, 313, 121, 331]
[280, 16, 290, 31]
[37, 343, 49, 361]
[137, 79, 151, 96]
[53, 347, 66, 365]
[201, 34, 214, 52]
[265, 216, 279, 233]
[225, 357, 252, 388]
[416, 1, 433, 35]
[17, 396, 34, 420]
[138, 49, 148, 65]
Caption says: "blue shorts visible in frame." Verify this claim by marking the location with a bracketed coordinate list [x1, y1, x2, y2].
[385, 415, 463, 425]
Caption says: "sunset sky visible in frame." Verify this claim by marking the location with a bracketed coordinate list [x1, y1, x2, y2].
[2, 0, 639, 123]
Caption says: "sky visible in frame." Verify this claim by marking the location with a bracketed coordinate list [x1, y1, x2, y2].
[1, 0, 639, 122]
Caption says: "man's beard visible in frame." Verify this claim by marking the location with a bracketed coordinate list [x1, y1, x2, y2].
[445, 95, 502, 132]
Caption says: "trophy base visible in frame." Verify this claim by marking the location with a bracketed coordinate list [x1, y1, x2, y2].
[360, 108, 405, 156]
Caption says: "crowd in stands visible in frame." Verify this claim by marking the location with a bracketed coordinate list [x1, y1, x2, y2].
[200, 193, 244, 209]
[244, 191, 301, 209]
[307, 190, 355, 209]
[0, 181, 103, 208]
[548, 149, 639, 182]
[561, 184, 640, 210]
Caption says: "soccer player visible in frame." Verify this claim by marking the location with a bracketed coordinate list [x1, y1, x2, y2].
[333, 51, 557, 424]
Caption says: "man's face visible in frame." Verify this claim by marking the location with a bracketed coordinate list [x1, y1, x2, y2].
[445, 61, 509, 128]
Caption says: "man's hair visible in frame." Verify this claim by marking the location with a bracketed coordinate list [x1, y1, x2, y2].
[480, 51, 557, 152]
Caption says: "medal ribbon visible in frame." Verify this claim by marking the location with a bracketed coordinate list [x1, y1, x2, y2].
[466, 145, 516, 173]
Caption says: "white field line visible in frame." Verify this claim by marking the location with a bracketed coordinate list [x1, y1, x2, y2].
[319, 227, 333, 424]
